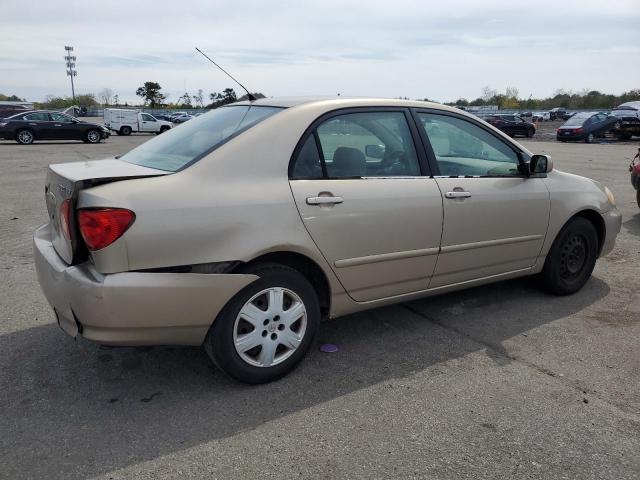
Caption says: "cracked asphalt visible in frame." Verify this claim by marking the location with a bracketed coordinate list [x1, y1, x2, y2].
[0, 132, 639, 479]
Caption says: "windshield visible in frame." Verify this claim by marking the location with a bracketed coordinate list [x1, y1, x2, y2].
[614, 105, 638, 111]
[563, 113, 591, 126]
[121, 105, 283, 171]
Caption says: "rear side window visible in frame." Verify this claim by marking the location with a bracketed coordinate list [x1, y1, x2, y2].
[122, 106, 283, 172]
[24, 113, 51, 121]
[291, 111, 421, 179]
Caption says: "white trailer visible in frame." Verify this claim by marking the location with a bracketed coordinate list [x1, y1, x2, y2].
[103, 108, 172, 135]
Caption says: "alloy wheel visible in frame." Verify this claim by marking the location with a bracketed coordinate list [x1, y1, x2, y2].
[233, 287, 307, 368]
[87, 130, 100, 143]
[17, 130, 33, 144]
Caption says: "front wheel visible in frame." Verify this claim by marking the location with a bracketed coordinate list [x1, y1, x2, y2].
[637, 189, 640, 209]
[85, 129, 101, 143]
[585, 133, 595, 143]
[204, 263, 320, 384]
[539, 217, 598, 295]
[120, 126, 132, 136]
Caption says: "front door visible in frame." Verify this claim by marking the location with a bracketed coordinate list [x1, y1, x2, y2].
[415, 111, 550, 287]
[50, 112, 78, 140]
[289, 109, 443, 302]
[140, 113, 158, 132]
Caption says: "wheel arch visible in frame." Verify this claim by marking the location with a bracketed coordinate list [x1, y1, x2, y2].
[16, 126, 36, 141]
[568, 209, 606, 256]
[231, 251, 331, 317]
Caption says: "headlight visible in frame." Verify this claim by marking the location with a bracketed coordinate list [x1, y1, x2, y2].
[604, 186, 616, 206]
[0, 122, 7, 127]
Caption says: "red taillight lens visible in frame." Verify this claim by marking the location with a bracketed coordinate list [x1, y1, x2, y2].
[60, 199, 72, 240]
[77, 208, 135, 251]
[575, 127, 583, 133]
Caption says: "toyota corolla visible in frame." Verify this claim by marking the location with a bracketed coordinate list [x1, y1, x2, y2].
[34, 98, 622, 383]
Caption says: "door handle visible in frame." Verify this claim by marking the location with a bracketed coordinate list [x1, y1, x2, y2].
[445, 191, 472, 199]
[54, 124, 62, 127]
[306, 196, 344, 205]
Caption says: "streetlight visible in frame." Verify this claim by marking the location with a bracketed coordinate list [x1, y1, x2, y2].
[64, 46, 77, 102]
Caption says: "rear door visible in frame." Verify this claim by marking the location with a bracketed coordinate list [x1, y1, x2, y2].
[414, 110, 550, 287]
[23, 112, 54, 139]
[289, 109, 443, 302]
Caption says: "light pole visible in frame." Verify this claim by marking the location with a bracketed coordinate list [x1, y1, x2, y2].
[64, 46, 77, 102]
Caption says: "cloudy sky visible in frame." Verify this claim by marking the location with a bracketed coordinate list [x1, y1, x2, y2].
[1, 0, 638, 104]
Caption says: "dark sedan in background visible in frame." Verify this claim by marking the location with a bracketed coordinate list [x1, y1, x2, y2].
[0, 111, 109, 144]
[482, 114, 535, 138]
[556, 112, 619, 143]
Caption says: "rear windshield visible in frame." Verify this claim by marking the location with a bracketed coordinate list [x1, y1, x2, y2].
[121, 105, 283, 171]
[563, 113, 591, 126]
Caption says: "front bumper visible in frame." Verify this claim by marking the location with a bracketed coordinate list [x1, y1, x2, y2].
[34, 223, 257, 346]
[601, 207, 622, 257]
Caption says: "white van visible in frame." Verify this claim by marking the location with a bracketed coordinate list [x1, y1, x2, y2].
[104, 109, 172, 135]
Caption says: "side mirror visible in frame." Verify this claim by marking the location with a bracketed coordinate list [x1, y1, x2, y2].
[365, 144, 385, 159]
[530, 154, 553, 174]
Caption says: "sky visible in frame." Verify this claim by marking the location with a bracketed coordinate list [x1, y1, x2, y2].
[0, 0, 638, 104]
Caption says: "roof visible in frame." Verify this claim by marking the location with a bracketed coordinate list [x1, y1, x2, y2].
[230, 96, 458, 112]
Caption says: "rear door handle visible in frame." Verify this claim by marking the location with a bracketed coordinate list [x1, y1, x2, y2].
[445, 191, 472, 199]
[306, 196, 344, 205]
[54, 124, 62, 127]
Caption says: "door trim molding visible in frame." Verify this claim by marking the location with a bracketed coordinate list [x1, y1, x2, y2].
[440, 234, 543, 254]
[334, 247, 440, 268]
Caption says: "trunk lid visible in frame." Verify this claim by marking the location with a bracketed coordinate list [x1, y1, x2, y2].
[45, 158, 170, 264]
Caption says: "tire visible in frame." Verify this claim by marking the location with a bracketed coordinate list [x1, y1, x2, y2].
[616, 134, 632, 141]
[85, 129, 101, 144]
[585, 133, 595, 143]
[16, 129, 34, 145]
[637, 189, 640, 209]
[120, 126, 132, 136]
[204, 263, 320, 384]
[539, 217, 598, 295]
[157, 126, 170, 135]
[525, 128, 533, 138]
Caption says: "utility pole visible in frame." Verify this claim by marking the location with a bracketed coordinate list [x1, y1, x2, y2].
[64, 46, 77, 102]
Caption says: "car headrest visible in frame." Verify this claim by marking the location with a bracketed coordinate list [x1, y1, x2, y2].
[332, 147, 366, 177]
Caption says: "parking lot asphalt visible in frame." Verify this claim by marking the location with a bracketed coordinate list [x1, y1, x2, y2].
[0, 133, 639, 479]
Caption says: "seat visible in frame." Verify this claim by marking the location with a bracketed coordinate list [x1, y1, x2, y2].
[330, 147, 366, 177]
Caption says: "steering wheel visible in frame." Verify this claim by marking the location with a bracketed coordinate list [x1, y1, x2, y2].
[380, 150, 408, 174]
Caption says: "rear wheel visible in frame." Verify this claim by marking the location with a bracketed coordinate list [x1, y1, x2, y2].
[585, 133, 595, 143]
[16, 129, 34, 145]
[204, 263, 320, 384]
[120, 126, 132, 136]
[539, 217, 598, 295]
[85, 129, 101, 143]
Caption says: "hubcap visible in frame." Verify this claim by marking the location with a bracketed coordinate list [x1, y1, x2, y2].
[88, 131, 99, 142]
[560, 234, 587, 278]
[233, 287, 307, 368]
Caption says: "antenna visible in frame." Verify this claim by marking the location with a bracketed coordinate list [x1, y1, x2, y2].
[195, 47, 256, 101]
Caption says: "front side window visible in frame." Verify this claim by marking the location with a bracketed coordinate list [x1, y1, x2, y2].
[24, 113, 51, 121]
[142, 114, 156, 122]
[315, 111, 420, 178]
[121, 105, 283, 172]
[50, 113, 73, 123]
[418, 113, 521, 177]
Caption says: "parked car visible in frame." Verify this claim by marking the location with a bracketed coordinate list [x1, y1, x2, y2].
[482, 114, 535, 138]
[34, 98, 621, 383]
[520, 111, 532, 117]
[549, 107, 567, 121]
[0, 110, 109, 144]
[0, 104, 31, 119]
[172, 113, 194, 124]
[556, 111, 619, 143]
[611, 101, 640, 140]
[532, 112, 550, 122]
[630, 148, 640, 208]
[104, 109, 172, 135]
[151, 113, 173, 122]
[167, 111, 188, 121]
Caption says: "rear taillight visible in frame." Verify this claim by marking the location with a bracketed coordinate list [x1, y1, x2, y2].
[575, 127, 583, 133]
[77, 208, 135, 251]
[60, 199, 72, 240]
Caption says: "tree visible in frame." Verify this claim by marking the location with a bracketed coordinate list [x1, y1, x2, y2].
[135, 81, 165, 107]
[0, 94, 24, 101]
[207, 88, 237, 108]
[113, 94, 119, 106]
[192, 89, 204, 108]
[178, 92, 192, 107]
[98, 88, 114, 106]
[481, 86, 498, 103]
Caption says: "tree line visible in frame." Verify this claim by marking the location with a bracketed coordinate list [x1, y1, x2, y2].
[5, 84, 638, 111]
[447, 87, 640, 110]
